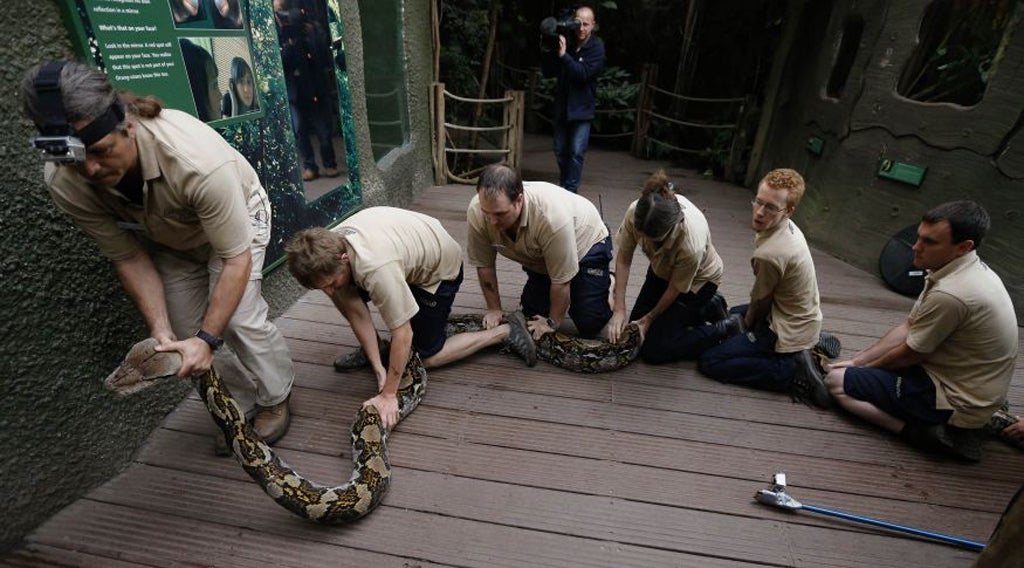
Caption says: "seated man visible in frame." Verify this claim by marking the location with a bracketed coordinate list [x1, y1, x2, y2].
[825, 201, 1018, 461]
[467, 163, 613, 340]
[698, 169, 832, 408]
[285, 207, 536, 429]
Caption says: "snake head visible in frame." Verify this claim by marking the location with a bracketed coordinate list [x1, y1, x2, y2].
[103, 338, 183, 397]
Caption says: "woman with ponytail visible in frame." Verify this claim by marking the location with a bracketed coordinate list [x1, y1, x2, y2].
[609, 170, 728, 362]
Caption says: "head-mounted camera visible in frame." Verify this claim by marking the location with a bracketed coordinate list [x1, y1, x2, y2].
[30, 61, 125, 164]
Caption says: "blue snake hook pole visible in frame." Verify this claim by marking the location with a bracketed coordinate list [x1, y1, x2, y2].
[754, 473, 985, 552]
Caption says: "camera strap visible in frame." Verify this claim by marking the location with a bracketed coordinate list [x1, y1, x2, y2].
[36, 62, 72, 137]
[35, 61, 126, 147]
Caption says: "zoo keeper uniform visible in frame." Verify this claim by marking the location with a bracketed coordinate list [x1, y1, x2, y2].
[616, 193, 726, 362]
[906, 251, 1017, 427]
[333, 207, 464, 357]
[45, 108, 294, 413]
[466, 180, 612, 336]
[698, 219, 823, 390]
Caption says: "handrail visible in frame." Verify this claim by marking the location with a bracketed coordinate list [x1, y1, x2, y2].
[431, 83, 524, 185]
[645, 84, 745, 104]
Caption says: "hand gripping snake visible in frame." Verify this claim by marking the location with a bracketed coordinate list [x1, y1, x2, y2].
[103, 320, 640, 524]
[104, 337, 426, 524]
[446, 314, 643, 374]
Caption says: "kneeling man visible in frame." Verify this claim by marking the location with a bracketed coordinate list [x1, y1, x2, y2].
[286, 207, 535, 429]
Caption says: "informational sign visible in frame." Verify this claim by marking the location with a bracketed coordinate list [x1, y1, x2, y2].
[64, 0, 262, 125]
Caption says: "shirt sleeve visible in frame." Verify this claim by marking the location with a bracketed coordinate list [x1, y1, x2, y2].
[186, 161, 253, 259]
[466, 202, 497, 268]
[906, 290, 967, 354]
[749, 256, 782, 302]
[362, 261, 419, 330]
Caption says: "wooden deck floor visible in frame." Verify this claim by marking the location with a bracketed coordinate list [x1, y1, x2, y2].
[4, 136, 1023, 567]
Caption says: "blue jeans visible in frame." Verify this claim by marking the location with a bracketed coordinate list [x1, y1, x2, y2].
[697, 305, 801, 391]
[521, 236, 613, 337]
[552, 119, 592, 193]
[290, 102, 337, 172]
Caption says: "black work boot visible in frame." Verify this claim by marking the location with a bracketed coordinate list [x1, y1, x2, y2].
[789, 349, 832, 409]
[711, 313, 745, 340]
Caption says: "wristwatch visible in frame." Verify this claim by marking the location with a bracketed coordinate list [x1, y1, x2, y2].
[194, 329, 224, 351]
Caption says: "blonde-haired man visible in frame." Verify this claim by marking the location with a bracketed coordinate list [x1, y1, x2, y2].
[286, 207, 535, 429]
[698, 169, 833, 408]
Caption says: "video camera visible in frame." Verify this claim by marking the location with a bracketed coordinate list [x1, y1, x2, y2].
[32, 135, 87, 164]
[539, 8, 581, 53]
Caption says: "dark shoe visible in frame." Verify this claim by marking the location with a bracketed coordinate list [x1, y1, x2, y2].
[814, 331, 842, 359]
[701, 293, 729, 323]
[334, 346, 369, 372]
[213, 431, 231, 457]
[253, 396, 291, 444]
[789, 349, 832, 409]
[902, 423, 983, 462]
[503, 310, 537, 367]
[942, 425, 984, 462]
[712, 313, 745, 339]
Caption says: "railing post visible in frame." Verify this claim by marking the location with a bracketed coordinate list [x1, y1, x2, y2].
[631, 63, 658, 159]
[431, 82, 447, 184]
[507, 89, 525, 172]
[725, 95, 752, 183]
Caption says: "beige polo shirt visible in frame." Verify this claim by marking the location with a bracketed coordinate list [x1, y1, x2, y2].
[337, 207, 463, 330]
[907, 251, 1018, 427]
[45, 109, 264, 265]
[466, 181, 608, 284]
[615, 194, 723, 293]
[750, 219, 821, 352]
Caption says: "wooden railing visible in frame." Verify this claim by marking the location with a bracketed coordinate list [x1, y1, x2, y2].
[430, 83, 525, 185]
[488, 60, 753, 182]
[632, 64, 752, 182]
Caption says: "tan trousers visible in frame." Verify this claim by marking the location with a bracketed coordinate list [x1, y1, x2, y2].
[152, 189, 294, 414]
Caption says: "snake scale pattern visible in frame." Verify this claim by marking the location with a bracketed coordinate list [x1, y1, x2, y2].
[446, 313, 643, 373]
[103, 317, 640, 524]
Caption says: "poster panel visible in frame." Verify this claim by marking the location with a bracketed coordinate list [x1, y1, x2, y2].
[79, 0, 261, 125]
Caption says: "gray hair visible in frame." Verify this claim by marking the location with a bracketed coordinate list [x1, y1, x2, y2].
[20, 61, 120, 130]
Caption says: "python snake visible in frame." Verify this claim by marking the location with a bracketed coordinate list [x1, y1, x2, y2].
[446, 313, 643, 373]
[103, 317, 637, 523]
[104, 337, 426, 524]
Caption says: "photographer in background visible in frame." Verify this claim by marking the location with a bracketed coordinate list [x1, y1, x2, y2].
[540, 4, 604, 194]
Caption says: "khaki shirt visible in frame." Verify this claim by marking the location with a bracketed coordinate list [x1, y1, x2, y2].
[907, 251, 1018, 427]
[750, 219, 821, 352]
[615, 194, 723, 293]
[46, 109, 264, 264]
[466, 181, 608, 284]
[337, 207, 463, 330]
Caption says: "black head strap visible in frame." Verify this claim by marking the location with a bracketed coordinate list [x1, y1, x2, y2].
[35, 60, 126, 146]
[75, 98, 126, 146]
